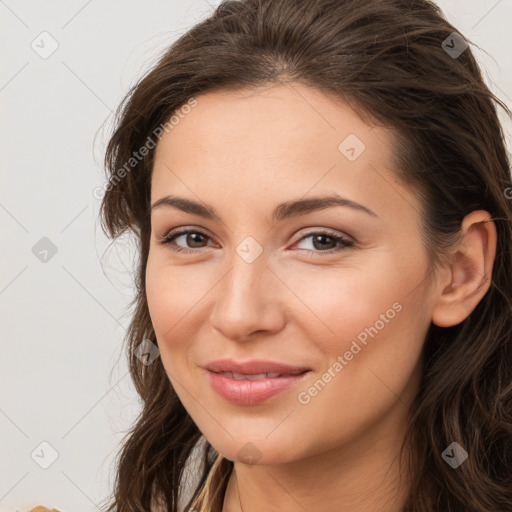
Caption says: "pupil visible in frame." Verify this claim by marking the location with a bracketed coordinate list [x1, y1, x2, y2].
[313, 235, 334, 250]
[188, 233, 205, 247]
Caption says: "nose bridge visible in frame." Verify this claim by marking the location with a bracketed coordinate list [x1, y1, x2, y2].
[210, 236, 285, 339]
[223, 241, 273, 310]
[230, 240, 269, 296]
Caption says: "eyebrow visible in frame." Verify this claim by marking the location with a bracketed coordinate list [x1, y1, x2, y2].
[150, 194, 378, 221]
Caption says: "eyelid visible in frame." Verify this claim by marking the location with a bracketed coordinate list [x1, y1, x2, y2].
[291, 226, 353, 244]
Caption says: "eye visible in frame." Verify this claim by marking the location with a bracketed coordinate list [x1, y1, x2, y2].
[156, 229, 214, 254]
[291, 230, 354, 255]
[157, 228, 354, 256]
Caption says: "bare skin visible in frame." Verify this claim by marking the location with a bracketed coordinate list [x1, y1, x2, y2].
[145, 82, 496, 512]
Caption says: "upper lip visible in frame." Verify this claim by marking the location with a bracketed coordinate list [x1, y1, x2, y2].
[203, 359, 311, 375]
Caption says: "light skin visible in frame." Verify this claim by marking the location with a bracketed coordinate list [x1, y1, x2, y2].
[145, 82, 496, 512]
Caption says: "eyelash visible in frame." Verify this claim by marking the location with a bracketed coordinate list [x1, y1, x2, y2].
[156, 228, 354, 256]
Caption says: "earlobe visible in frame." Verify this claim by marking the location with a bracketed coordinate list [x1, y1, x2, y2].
[431, 210, 497, 328]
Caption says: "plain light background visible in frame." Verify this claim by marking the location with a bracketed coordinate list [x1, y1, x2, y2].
[1, 1, 511, 511]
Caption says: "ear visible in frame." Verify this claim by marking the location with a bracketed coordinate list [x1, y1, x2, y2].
[431, 210, 497, 328]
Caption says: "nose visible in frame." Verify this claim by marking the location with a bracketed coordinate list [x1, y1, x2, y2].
[209, 245, 287, 341]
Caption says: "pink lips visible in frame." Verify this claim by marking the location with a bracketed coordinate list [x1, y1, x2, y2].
[203, 358, 311, 405]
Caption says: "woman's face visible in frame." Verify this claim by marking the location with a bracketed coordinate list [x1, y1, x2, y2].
[146, 83, 437, 465]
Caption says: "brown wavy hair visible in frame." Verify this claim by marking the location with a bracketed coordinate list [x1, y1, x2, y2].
[97, 0, 512, 510]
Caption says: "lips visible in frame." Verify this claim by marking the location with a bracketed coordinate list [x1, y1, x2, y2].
[202, 359, 311, 405]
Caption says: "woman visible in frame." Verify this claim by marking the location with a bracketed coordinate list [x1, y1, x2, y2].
[97, 0, 512, 510]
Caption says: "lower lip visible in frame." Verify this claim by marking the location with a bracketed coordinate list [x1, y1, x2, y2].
[205, 370, 311, 405]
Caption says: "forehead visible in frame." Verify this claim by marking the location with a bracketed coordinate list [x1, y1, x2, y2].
[154, 83, 392, 169]
[150, 83, 416, 225]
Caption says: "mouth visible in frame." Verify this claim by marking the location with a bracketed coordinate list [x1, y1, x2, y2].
[203, 366, 311, 405]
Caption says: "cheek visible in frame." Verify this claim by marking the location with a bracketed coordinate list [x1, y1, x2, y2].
[146, 255, 205, 338]
[145, 257, 213, 381]
[146, 260, 187, 363]
[289, 278, 427, 454]
[288, 257, 429, 408]
[287, 260, 418, 355]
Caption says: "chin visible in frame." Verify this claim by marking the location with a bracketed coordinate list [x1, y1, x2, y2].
[208, 435, 299, 467]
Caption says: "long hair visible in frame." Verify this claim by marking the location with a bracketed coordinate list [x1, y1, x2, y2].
[97, 1, 512, 510]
